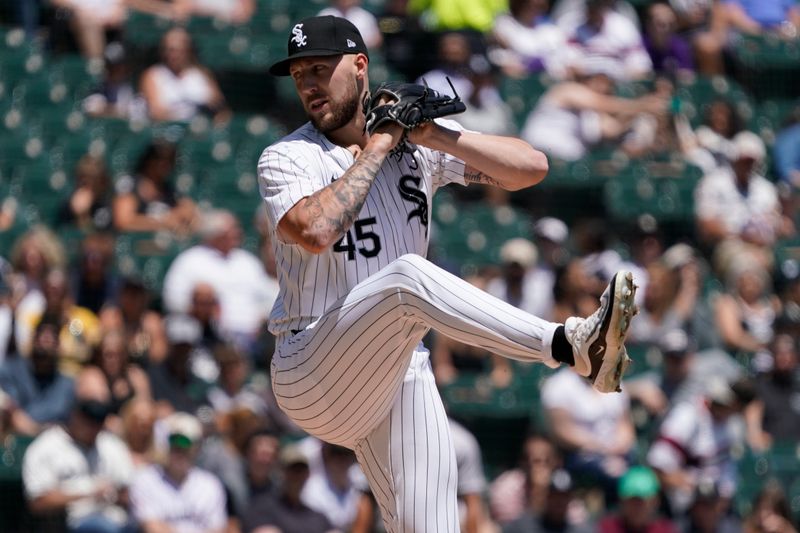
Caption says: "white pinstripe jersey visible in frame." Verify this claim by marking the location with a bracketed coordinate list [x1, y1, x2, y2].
[258, 118, 468, 337]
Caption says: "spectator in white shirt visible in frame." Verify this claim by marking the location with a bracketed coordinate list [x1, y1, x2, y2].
[562, 0, 654, 81]
[22, 370, 136, 532]
[130, 412, 227, 533]
[298, 438, 362, 531]
[162, 210, 279, 355]
[694, 131, 796, 279]
[490, 0, 575, 79]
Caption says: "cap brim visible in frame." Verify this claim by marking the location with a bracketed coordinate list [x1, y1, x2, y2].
[268, 49, 347, 76]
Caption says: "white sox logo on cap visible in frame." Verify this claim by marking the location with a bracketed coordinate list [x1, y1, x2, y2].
[291, 23, 307, 47]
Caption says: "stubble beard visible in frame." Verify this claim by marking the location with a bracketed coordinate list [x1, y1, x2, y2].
[310, 77, 360, 134]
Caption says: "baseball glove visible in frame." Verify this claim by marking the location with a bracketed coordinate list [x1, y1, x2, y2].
[363, 79, 466, 153]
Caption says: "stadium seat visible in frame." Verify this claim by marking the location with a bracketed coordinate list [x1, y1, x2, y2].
[499, 73, 549, 131]
[604, 161, 703, 225]
[115, 232, 194, 292]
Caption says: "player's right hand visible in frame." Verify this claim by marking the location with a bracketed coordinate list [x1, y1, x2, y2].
[368, 121, 405, 155]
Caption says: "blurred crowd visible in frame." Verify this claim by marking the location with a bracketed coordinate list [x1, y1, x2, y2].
[1, 0, 800, 532]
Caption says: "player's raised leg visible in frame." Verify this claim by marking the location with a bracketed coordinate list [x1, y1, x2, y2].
[271, 253, 637, 447]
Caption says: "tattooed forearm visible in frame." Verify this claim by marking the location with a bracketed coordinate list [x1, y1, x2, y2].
[303, 150, 383, 244]
[463, 168, 502, 187]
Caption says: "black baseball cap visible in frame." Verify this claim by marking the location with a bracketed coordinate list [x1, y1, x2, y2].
[269, 15, 369, 76]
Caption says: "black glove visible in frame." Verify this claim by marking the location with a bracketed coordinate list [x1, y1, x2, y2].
[363, 80, 466, 154]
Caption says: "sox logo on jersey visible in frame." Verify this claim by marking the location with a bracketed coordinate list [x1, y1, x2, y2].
[398, 175, 429, 234]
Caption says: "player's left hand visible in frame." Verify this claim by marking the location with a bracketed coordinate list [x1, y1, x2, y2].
[406, 121, 437, 146]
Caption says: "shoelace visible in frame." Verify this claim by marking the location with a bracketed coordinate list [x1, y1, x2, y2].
[574, 289, 610, 352]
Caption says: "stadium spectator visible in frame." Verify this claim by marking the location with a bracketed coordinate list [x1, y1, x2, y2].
[449, 418, 492, 532]
[16, 269, 102, 375]
[676, 477, 744, 533]
[627, 252, 701, 347]
[644, 2, 695, 76]
[188, 283, 224, 347]
[520, 71, 667, 161]
[676, 98, 743, 173]
[777, 261, 800, 338]
[242, 443, 336, 533]
[550, 0, 641, 28]
[174, 0, 256, 24]
[0, 272, 13, 366]
[625, 329, 698, 417]
[175, 283, 226, 381]
[71, 233, 118, 315]
[453, 54, 517, 136]
[522, 217, 570, 320]
[647, 377, 750, 515]
[197, 410, 276, 523]
[560, 0, 654, 81]
[112, 139, 199, 235]
[0, 319, 74, 436]
[745, 333, 800, 451]
[694, 131, 794, 279]
[120, 397, 158, 469]
[620, 77, 689, 159]
[80, 328, 151, 418]
[487, 238, 540, 310]
[551, 259, 602, 324]
[147, 314, 212, 417]
[299, 439, 361, 531]
[206, 344, 268, 417]
[130, 411, 228, 533]
[415, 31, 476, 104]
[49, 0, 127, 61]
[714, 264, 780, 358]
[162, 210, 277, 355]
[319, 0, 383, 49]
[9, 226, 67, 300]
[541, 366, 636, 505]
[489, 432, 562, 525]
[59, 155, 114, 232]
[668, 0, 727, 74]
[408, 0, 507, 32]
[22, 369, 135, 532]
[490, 0, 574, 78]
[100, 276, 168, 365]
[597, 465, 679, 533]
[773, 108, 800, 189]
[83, 42, 145, 121]
[502, 468, 593, 533]
[742, 482, 798, 533]
[140, 27, 229, 124]
[720, 0, 800, 37]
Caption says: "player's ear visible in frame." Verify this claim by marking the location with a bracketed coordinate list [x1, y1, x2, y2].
[354, 53, 368, 80]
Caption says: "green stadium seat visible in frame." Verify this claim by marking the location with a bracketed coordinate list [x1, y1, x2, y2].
[124, 11, 173, 50]
[115, 232, 193, 292]
[604, 161, 703, 225]
[499, 74, 549, 131]
[675, 75, 754, 128]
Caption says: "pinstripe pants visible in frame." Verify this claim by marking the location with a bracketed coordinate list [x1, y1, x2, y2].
[272, 253, 561, 532]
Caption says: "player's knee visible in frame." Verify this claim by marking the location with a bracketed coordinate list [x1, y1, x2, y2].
[391, 253, 427, 276]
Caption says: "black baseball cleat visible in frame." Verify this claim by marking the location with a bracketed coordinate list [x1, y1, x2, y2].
[566, 271, 638, 393]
